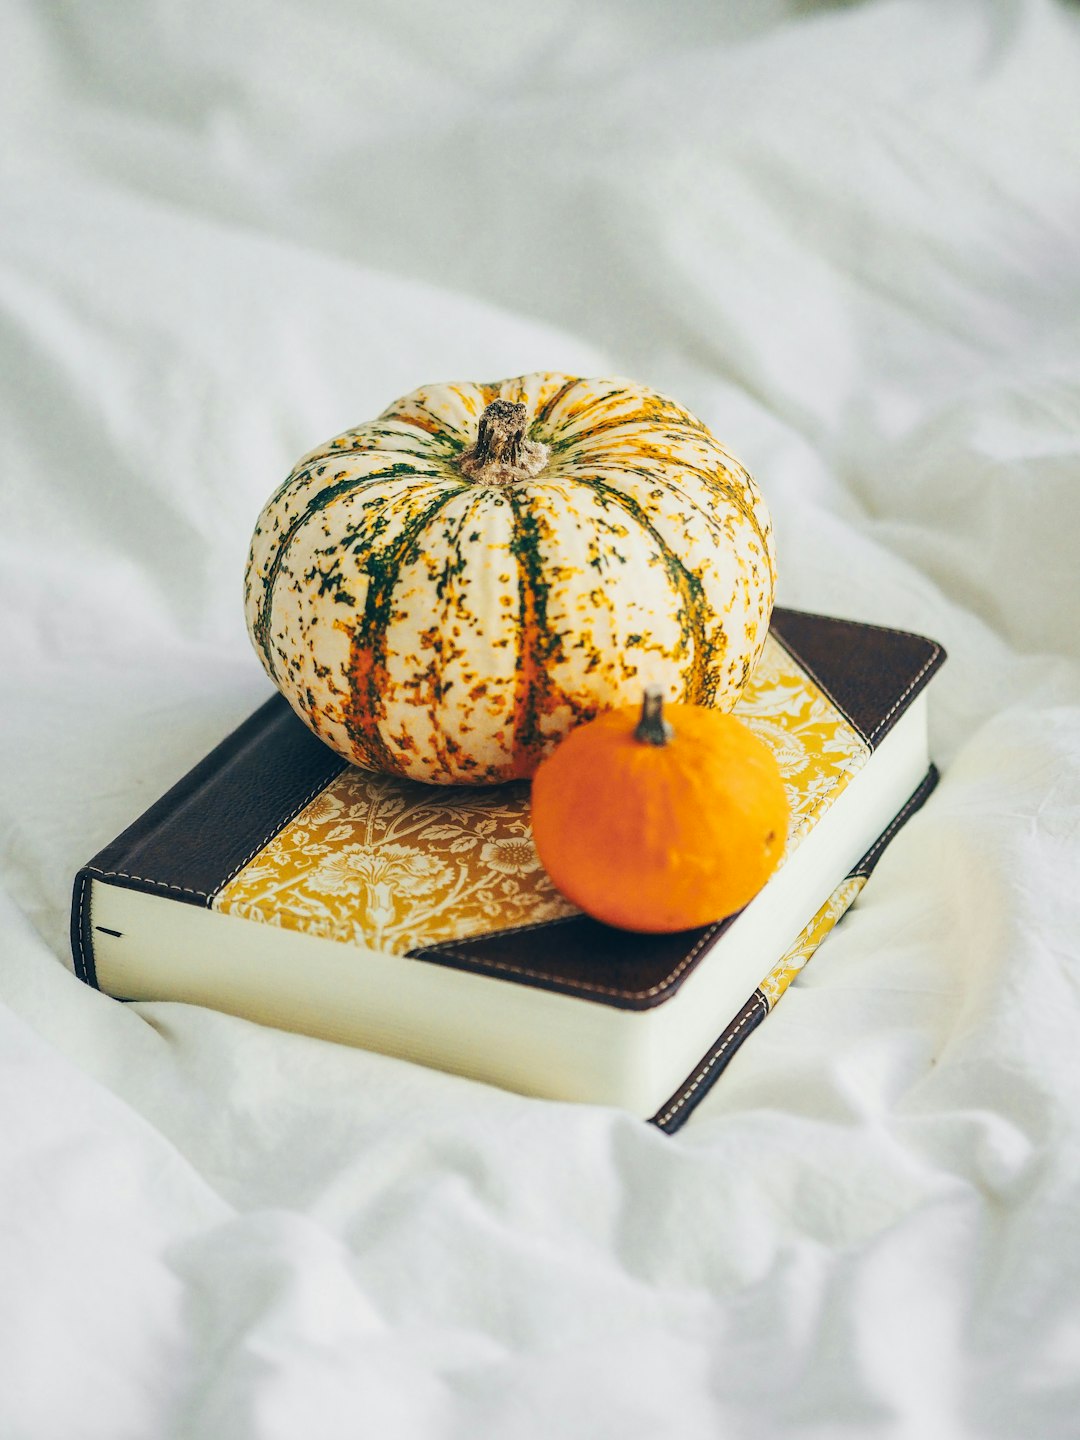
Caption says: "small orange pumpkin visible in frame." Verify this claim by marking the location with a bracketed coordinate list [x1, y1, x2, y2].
[530, 687, 789, 932]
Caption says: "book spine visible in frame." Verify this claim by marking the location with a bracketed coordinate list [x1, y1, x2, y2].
[71, 868, 107, 988]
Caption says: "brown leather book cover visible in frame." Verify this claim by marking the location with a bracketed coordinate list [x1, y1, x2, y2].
[71, 608, 945, 1129]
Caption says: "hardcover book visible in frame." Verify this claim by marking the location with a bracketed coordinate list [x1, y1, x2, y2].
[71, 609, 945, 1132]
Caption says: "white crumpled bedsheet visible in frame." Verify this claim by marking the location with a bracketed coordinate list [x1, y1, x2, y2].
[3, 2, 1080, 1434]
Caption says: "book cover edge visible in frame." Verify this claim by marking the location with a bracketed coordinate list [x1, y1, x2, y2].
[71, 695, 346, 987]
[770, 607, 946, 748]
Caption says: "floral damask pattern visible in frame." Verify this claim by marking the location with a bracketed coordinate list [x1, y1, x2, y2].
[215, 772, 577, 953]
[214, 636, 870, 955]
[732, 637, 869, 844]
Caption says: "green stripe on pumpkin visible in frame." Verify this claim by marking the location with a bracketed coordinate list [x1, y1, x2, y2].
[343, 486, 470, 774]
[252, 462, 447, 681]
[584, 478, 720, 704]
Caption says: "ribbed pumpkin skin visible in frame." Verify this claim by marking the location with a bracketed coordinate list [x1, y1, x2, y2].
[245, 373, 776, 784]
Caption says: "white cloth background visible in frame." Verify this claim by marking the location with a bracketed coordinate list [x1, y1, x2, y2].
[3, 1, 1080, 1435]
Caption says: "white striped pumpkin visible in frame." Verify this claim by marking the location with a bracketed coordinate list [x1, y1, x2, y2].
[245, 373, 775, 785]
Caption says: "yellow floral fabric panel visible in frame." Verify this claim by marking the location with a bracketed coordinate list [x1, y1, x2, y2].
[215, 774, 577, 955]
[215, 635, 870, 955]
[731, 636, 869, 847]
[758, 875, 867, 1009]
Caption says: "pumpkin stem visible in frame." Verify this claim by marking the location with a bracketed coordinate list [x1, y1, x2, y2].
[635, 685, 674, 746]
[460, 399, 550, 484]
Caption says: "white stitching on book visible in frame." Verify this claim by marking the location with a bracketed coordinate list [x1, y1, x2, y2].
[652, 994, 770, 1128]
[75, 875, 90, 983]
[80, 772, 343, 970]
[425, 919, 726, 1001]
[867, 646, 943, 744]
[772, 622, 942, 748]
[215, 772, 343, 892]
[85, 867, 211, 900]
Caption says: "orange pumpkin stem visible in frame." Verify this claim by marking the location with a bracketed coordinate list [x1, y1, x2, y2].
[634, 685, 674, 746]
[460, 400, 550, 484]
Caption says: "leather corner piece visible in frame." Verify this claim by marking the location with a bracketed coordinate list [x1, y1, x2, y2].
[79, 697, 346, 910]
[770, 608, 945, 748]
[409, 912, 733, 1010]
